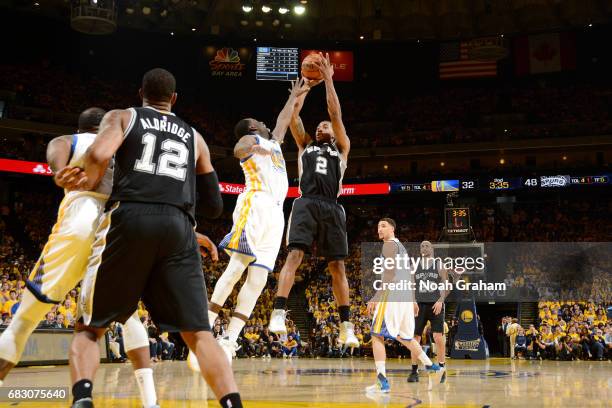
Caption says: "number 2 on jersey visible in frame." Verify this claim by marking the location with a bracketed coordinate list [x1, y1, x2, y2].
[315, 156, 328, 175]
[134, 133, 188, 181]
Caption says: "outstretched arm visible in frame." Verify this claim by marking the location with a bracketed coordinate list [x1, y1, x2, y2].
[271, 78, 309, 144]
[289, 78, 322, 149]
[315, 53, 350, 157]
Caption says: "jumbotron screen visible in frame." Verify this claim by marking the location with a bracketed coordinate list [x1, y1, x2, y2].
[255, 47, 299, 81]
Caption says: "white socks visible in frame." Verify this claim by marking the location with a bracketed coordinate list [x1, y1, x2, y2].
[134, 368, 157, 408]
[227, 316, 247, 344]
[375, 361, 386, 377]
[417, 351, 433, 366]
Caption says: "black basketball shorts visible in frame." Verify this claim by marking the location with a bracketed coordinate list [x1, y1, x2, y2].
[79, 202, 210, 332]
[286, 196, 348, 260]
[414, 302, 446, 335]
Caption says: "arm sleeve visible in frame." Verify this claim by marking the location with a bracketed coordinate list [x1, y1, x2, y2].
[196, 171, 223, 219]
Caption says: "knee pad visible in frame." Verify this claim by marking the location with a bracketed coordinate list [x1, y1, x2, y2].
[123, 313, 149, 352]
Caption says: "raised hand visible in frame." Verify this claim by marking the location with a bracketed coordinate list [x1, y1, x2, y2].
[314, 52, 334, 82]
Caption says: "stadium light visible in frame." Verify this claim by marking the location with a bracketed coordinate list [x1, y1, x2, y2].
[279, 7, 289, 14]
[294, 5, 306, 15]
[262, 5, 272, 13]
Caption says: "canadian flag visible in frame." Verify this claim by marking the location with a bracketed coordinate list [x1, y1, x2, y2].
[514, 33, 576, 75]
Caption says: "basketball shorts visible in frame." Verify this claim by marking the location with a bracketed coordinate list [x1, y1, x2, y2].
[26, 191, 108, 303]
[80, 202, 210, 332]
[286, 196, 348, 260]
[218, 191, 285, 272]
[414, 302, 445, 335]
[371, 297, 415, 341]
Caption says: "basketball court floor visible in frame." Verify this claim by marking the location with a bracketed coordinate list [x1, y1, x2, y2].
[2, 358, 610, 407]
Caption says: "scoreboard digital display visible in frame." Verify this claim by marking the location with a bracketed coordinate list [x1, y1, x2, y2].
[488, 177, 522, 190]
[445, 208, 470, 234]
[256, 47, 299, 81]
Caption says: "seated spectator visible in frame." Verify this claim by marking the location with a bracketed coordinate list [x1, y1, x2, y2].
[515, 328, 527, 359]
[159, 332, 175, 360]
[39, 312, 59, 329]
[282, 335, 298, 358]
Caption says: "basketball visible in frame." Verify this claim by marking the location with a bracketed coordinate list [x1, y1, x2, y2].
[301, 53, 323, 80]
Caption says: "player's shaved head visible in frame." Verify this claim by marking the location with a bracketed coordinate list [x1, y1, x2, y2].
[234, 118, 256, 139]
[78, 107, 106, 132]
[234, 118, 271, 140]
[142, 68, 176, 102]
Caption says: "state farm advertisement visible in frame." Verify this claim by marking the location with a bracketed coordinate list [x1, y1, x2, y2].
[0, 159, 52, 176]
[300, 50, 354, 82]
[220, 183, 389, 197]
[0, 159, 389, 197]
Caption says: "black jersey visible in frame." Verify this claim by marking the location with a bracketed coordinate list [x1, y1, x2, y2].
[109, 106, 197, 224]
[414, 257, 442, 303]
[298, 141, 346, 200]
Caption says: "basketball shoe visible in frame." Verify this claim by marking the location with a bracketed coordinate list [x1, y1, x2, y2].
[338, 321, 360, 348]
[269, 309, 288, 335]
[365, 373, 390, 394]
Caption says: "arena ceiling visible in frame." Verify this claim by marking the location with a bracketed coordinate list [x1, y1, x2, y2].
[4, 0, 612, 41]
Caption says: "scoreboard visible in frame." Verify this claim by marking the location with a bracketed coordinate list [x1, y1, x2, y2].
[392, 174, 609, 193]
[255, 47, 299, 81]
[445, 207, 471, 234]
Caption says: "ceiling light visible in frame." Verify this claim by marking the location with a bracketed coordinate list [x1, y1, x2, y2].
[279, 7, 289, 14]
[294, 5, 305, 15]
[242, 5, 253, 13]
[255, 20, 263, 27]
[273, 19, 280, 26]
[359, 35, 364, 40]
[240, 20, 248, 26]
[262, 5, 272, 13]
[499, 158, 505, 165]
[142, 6, 151, 15]
[126, 7, 134, 14]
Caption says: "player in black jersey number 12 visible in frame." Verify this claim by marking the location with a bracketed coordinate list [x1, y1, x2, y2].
[67, 69, 242, 408]
[269, 53, 359, 348]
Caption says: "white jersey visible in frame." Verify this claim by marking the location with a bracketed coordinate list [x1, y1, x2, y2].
[240, 135, 288, 204]
[67, 132, 113, 196]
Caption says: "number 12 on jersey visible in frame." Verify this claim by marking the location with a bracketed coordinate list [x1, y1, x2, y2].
[134, 133, 189, 181]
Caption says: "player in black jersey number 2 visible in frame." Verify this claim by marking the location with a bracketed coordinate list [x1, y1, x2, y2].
[67, 69, 242, 408]
[269, 53, 359, 348]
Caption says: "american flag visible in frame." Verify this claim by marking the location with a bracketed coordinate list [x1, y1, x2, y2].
[439, 42, 497, 79]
